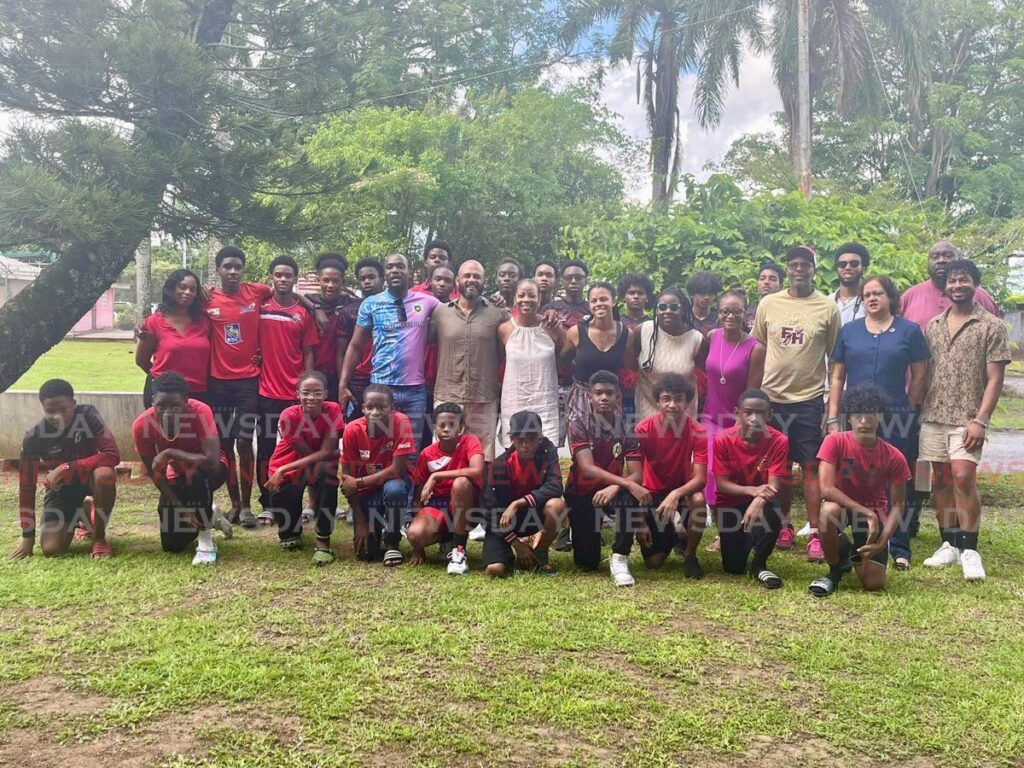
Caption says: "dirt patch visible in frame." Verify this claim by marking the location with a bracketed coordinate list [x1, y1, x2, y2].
[2, 677, 115, 719]
[694, 734, 942, 768]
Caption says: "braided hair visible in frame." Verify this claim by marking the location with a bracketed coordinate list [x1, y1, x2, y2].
[641, 286, 693, 372]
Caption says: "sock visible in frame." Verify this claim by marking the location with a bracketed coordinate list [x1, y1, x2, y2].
[532, 547, 549, 566]
[960, 530, 979, 552]
[197, 529, 215, 551]
[749, 556, 767, 576]
[940, 527, 958, 547]
[453, 532, 469, 549]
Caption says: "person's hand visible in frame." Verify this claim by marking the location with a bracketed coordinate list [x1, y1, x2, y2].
[541, 309, 560, 330]
[341, 474, 360, 498]
[352, 521, 370, 556]
[500, 502, 520, 528]
[134, 319, 150, 341]
[859, 508, 880, 547]
[826, 419, 841, 435]
[741, 497, 765, 532]
[266, 469, 286, 495]
[7, 538, 33, 560]
[339, 387, 353, 413]
[750, 484, 777, 501]
[635, 523, 653, 548]
[511, 538, 537, 569]
[182, 510, 201, 530]
[655, 492, 679, 523]
[419, 477, 436, 506]
[152, 451, 172, 477]
[197, 284, 212, 304]
[251, 351, 263, 367]
[963, 420, 987, 452]
[314, 308, 330, 334]
[856, 538, 885, 561]
[43, 463, 70, 491]
[628, 482, 653, 506]
[592, 484, 619, 508]
[490, 292, 507, 309]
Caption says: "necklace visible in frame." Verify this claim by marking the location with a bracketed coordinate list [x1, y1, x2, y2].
[717, 332, 744, 385]
[865, 315, 894, 335]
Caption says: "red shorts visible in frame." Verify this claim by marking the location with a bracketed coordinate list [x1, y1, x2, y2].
[417, 500, 451, 536]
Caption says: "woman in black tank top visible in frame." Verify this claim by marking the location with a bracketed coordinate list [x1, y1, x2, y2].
[559, 282, 638, 429]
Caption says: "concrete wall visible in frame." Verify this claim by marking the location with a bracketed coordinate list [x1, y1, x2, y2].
[1004, 310, 1024, 356]
[0, 391, 144, 461]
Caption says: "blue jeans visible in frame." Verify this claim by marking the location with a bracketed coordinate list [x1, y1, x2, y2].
[355, 477, 411, 561]
[886, 409, 921, 563]
[390, 384, 429, 451]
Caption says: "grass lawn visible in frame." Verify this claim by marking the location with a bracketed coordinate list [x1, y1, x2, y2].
[12, 340, 144, 393]
[992, 393, 1024, 430]
[2, 476, 1024, 767]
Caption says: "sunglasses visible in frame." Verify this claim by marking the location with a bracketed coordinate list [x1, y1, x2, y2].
[717, 307, 744, 317]
[836, 260, 862, 269]
[657, 302, 682, 312]
[394, 298, 407, 323]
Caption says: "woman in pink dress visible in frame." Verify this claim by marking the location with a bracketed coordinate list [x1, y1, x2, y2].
[701, 290, 765, 551]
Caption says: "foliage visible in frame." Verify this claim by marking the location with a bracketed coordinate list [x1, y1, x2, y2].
[559, 174, 989, 296]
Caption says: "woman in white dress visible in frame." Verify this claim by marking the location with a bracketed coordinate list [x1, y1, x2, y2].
[635, 286, 707, 421]
[497, 279, 566, 448]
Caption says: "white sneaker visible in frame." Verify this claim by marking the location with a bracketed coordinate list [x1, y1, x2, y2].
[468, 523, 486, 541]
[796, 522, 813, 537]
[192, 547, 218, 566]
[961, 549, 986, 581]
[923, 541, 961, 568]
[610, 553, 635, 587]
[301, 507, 314, 524]
[447, 545, 469, 575]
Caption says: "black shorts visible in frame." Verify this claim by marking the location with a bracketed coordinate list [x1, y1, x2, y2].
[769, 397, 824, 463]
[482, 507, 547, 567]
[208, 376, 260, 440]
[40, 484, 91, 527]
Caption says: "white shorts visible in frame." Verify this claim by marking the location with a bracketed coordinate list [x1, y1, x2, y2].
[918, 421, 983, 464]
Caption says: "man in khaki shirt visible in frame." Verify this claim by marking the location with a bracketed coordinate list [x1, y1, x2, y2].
[431, 260, 510, 460]
[753, 246, 842, 562]
[919, 259, 1009, 581]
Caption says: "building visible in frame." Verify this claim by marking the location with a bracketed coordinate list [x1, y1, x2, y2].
[0, 254, 116, 334]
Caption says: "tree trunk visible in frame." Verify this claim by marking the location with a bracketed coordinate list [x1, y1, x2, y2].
[650, 14, 678, 209]
[136, 236, 153, 319]
[206, 235, 221, 285]
[795, 0, 813, 199]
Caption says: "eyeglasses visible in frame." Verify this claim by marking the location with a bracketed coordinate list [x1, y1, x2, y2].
[836, 260, 862, 269]
[717, 307, 744, 317]
[657, 302, 681, 312]
[299, 390, 326, 399]
[394, 298, 407, 323]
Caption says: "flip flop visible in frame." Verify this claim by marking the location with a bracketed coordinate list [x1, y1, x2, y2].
[895, 557, 910, 572]
[754, 569, 782, 589]
[312, 547, 336, 566]
[808, 576, 836, 597]
[90, 541, 113, 560]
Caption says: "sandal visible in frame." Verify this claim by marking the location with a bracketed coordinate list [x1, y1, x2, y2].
[256, 509, 274, 526]
[754, 569, 782, 589]
[280, 537, 303, 552]
[808, 576, 836, 598]
[895, 557, 910, 572]
[705, 535, 721, 553]
[90, 541, 113, 560]
[312, 547, 336, 566]
[383, 548, 403, 567]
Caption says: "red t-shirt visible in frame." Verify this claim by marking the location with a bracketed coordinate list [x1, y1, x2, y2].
[633, 413, 707, 493]
[142, 312, 211, 392]
[205, 283, 272, 380]
[413, 282, 460, 300]
[712, 426, 790, 509]
[567, 414, 640, 494]
[341, 412, 415, 495]
[258, 298, 319, 400]
[132, 399, 221, 480]
[268, 401, 344, 479]
[817, 431, 911, 521]
[413, 434, 485, 499]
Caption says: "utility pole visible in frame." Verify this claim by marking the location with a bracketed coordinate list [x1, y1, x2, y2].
[796, 0, 812, 199]
[136, 235, 152, 319]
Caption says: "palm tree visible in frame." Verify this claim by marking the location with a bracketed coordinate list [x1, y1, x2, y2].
[561, 0, 765, 206]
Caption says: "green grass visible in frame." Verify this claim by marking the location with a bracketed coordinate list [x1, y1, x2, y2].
[12, 340, 144, 393]
[992, 394, 1024, 431]
[2, 477, 1024, 767]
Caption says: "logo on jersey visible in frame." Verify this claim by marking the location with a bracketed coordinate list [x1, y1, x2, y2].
[207, 307, 221, 318]
[780, 326, 805, 346]
[359, 450, 371, 460]
[413, 304, 423, 313]
[612, 441, 623, 458]
[396, 439, 413, 451]
[225, 323, 242, 345]
[386, 440, 394, 450]
[240, 303, 256, 314]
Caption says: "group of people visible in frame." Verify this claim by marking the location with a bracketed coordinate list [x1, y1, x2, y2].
[11, 238, 1011, 595]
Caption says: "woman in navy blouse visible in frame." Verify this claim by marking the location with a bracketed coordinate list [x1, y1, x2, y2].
[827, 275, 930, 570]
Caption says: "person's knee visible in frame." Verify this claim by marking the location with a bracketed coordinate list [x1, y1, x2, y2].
[40, 537, 68, 557]
[450, 476, 473, 500]
[161, 538, 192, 554]
[645, 552, 667, 569]
[861, 573, 886, 591]
[951, 468, 977, 493]
[406, 519, 431, 548]
[91, 466, 117, 490]
[690, 492, 706, 510]
[819, 501, 842, 524]
[485, 563, 508, 577]
[382, 480, 409, 505]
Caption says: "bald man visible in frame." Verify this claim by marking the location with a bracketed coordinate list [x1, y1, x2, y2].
[901, 240, 1001, 329]
[430, 259, 510, 460]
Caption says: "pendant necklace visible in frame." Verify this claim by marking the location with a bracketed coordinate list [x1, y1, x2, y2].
[718, 333, 743, 385]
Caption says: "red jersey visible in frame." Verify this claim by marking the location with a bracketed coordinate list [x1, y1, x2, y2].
[268, 401, 344, 479]
[413, 434, 485, 499]
[341, 412, 415, 495]
[205, 282, 272, 380]
[142, 312, 211, 392]
[306, 294, 358, 377]
[567, 414, 640, 494]
[633, 413, 708, 493]
[132, 399, 221, 480]
[817, 432, 911, 521]
[258, 297, 319, 400]
[712, 426, 790, 509]
[413, 282, 460, 300]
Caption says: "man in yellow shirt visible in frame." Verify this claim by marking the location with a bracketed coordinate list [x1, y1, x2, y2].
[753, 246, 842, 562]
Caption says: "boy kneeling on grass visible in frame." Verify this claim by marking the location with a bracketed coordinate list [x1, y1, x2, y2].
[711, 389, 789, 589]
[482, 410, 565, 577]
[632, 373, 708, 579]
[340, 384, 414, 567]
[406, 403, 485, 574]
[809, 385, 911, 597]
[132, 372, 231, 566]
[265, 371, 344, 565]
[9, 379, 120, 561]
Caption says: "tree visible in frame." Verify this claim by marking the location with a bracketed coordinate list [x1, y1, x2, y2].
[560, 0, 764, 206]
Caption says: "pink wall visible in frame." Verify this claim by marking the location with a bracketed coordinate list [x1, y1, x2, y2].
[70, 287, 115, 332]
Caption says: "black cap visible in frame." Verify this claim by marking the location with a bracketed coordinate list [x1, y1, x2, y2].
[508, 410, 544, 436]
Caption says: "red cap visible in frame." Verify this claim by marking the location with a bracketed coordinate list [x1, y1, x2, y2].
[785, 245, 817, 266]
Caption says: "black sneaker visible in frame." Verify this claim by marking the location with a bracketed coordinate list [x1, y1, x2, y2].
[682, 555, 704, 579]
[554, 527, 572, 552]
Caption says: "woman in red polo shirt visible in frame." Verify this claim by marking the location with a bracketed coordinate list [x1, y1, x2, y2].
[136, 269, 211, 407]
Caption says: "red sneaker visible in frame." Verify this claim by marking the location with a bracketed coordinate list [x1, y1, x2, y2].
[775, 525, 795, 551]
[806, 534, 826, 562]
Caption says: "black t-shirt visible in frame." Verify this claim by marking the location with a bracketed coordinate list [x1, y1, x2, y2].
[22, 404, 110, 464]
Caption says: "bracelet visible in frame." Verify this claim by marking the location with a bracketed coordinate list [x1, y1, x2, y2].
[21, 529, 35, 539]
[826, 417, 840, 425]
[971, 418, 989, 429]
[355, 477, 364, 490]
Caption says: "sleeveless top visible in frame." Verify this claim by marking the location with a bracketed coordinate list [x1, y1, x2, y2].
[500, 321, 560, 448]
[701, 330, 759, 434]
[573, 320, 629, 384]
[635, 322, 704, 421]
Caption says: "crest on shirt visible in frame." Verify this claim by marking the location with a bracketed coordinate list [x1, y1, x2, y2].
[359, 450, 370, 460]
[225, 323, 241, 345]
[240, 303, 256, 314]
[780, 326, 805, 346]
[386, 440, 394, 449]
[612, 441, 623, 458]
[413, 304, 423, 313]
[207, 307, 221, 318]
